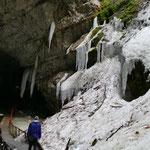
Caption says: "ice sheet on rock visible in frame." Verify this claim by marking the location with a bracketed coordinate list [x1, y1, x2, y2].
[111, 17, 124, 31]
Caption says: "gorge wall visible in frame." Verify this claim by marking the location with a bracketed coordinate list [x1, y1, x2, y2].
[0, 0, 99, 114]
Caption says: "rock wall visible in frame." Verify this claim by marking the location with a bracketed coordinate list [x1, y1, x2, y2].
[0, 0, 99, 113]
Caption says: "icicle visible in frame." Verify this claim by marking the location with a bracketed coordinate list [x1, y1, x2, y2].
[35, 55, 38, 69]
[56, 73, 68, 99]
[48, 21, 55, 52]
[85, 41, 91, 69]
[20, 69, 30, 98]
[103, 20, 106, 26]
[30, 55, 39, 98]
[60, 72, 81, 106]
[66, 44, 72, 54]
[122, 60, 135, 96]
[101, 42, 106, 62]
[30, 69, 36, 98]
[93, 16, 98, 29]
[76, 45, 86, 70]
[97, 42, 101, 63]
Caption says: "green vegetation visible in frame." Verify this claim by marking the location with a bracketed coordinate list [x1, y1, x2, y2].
[120, 32, 126, 40]
[91, 32, 103, 47]
[90, 26, 103, 39]
[97, 0, 142, 25]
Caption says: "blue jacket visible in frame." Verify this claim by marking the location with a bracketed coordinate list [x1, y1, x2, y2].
[27, 122, 41, 139]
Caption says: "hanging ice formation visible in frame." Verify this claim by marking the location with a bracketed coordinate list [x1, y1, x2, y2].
[76, 17, 106, 70]
[30, 55, 38, 98]
[60, 72, 81, 105]
[97, 42, 106, 63]
[122, 59, 135, 97]
[76, 41, 92, 70]
[93, 16, 98, 29]
[56, 73, 68, 99]
[66, 44, 72, 54]
[20, 69, 30, 98]
[48, 21, 55, 52]
[60, 17, 106, 103]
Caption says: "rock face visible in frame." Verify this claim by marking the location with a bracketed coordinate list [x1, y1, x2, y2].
[0, 0, 99, 113]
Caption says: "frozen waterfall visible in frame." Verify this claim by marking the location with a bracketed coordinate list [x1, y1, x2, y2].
[48, 21, 55, 52]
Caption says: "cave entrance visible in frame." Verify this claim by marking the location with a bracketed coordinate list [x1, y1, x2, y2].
[0, 51, 50, 118]
[124, 61, 150, 101]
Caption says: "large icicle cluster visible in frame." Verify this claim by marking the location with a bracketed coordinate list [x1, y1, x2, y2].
[76, 17, 104, 71]
[20, 55, 39, 98]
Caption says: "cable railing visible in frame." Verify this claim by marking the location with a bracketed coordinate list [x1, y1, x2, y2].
[8, 107, 44, 150]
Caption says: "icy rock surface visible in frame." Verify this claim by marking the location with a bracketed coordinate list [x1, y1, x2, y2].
[40, 3, 150, 150]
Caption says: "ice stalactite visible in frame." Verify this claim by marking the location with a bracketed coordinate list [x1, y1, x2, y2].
[60, 72, 81, 106]
[101, 42, 106, 62]
[56, 73, 68, 99]
[122, 59, 136, 97]
[76, 45, 86, 70]
[85, 41, 92, 69]
[30, 55, 38, 98]
[97, 42, 101, 63]
[66, 44, 72, 54]
[30, 69, 36, 98]
[20, 69, 30, 98]
[76, 41, 92, 71]
[48, 21, 55, 52]
[97, 42, 106, 63]
[93, 16, 98, 29]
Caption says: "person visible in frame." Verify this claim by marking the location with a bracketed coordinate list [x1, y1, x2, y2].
[27, 116, 41, 150]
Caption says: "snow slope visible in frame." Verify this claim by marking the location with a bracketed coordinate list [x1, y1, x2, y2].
[40, 3, 150, 150]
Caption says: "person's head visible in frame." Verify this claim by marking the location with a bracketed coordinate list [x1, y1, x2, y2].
[34, 116, 39, 122]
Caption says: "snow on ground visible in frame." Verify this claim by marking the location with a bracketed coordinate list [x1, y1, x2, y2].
[40, 3, 150, 150]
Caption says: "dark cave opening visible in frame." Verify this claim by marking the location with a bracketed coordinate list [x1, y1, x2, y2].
[0, 51, 50, 118]
[124, 61, 150, 102]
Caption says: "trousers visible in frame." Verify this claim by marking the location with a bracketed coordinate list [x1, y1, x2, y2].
[28, 138, 38, 150]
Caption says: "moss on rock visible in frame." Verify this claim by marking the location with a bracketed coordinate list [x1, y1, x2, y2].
[97, 0, 142, 25]
[90, 26, 103, 39]
[91, 32, 103, 47]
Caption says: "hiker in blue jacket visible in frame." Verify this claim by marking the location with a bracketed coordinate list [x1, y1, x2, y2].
[27, 116, 41, 150]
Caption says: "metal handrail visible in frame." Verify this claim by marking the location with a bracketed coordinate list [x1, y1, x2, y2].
[9, 107, 44, 150]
